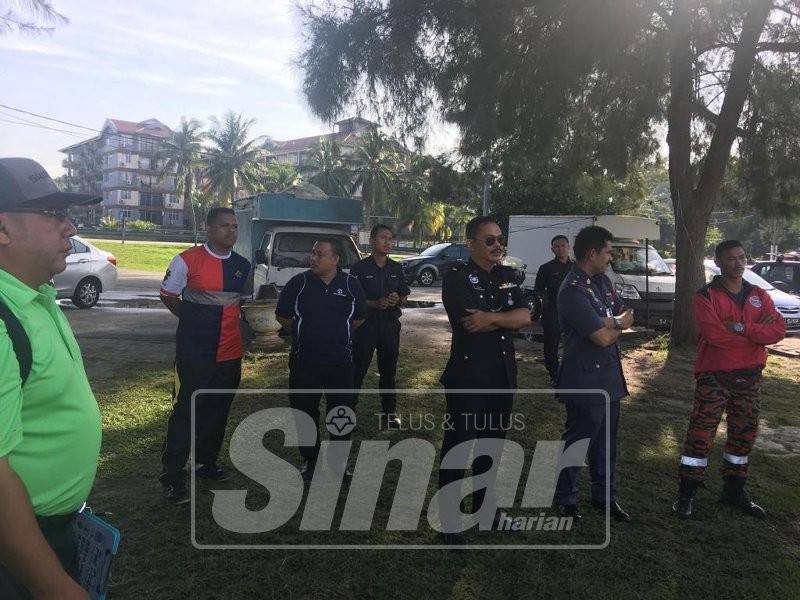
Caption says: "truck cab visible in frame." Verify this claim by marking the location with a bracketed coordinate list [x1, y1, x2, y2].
[608, 239, 675, 329]
[233, 188, 363, 297]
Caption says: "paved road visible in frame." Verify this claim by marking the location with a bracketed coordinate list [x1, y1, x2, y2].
[91, 269, 444, 308]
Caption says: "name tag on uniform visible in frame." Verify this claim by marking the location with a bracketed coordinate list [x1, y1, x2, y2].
[499, 282, 517, 289]
[606, 308, 613, 317]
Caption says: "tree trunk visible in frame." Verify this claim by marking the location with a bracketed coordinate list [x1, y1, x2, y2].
[668, 0, 772, 348]
[667, 0, 699, 347]
[185, 172, 198, 246]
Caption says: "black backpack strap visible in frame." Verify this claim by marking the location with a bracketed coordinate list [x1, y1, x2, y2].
[0, 298, 32, 386]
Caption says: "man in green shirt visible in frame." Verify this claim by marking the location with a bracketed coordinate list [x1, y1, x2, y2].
[0, 158, 103, 599]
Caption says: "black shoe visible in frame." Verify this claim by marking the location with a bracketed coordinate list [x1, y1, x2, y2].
[195, 464, 230, 482]
[165, 484, 190, 505]
[591, 500, 631, 522]
[673, 478, 700, 519]
[301, 460, 316, 482]
[557, 504, 582, 521]
[719, 477, 766, 518]
[439, 532, 467, 548]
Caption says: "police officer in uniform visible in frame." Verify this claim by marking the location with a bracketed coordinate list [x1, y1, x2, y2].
[438, 216, 531, 544]
[553, 226, 634, 522]
[533, 234, 573, 384]
[351, 224, 411, 428]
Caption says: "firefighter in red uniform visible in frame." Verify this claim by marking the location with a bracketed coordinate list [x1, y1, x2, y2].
[673, 240, 785, 519]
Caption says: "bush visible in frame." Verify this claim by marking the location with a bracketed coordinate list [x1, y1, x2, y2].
[127, 220, 157, 231]
[99, 215, 118, 230]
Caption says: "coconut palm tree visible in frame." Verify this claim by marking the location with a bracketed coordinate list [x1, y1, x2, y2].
[302, 137, 351, 196]
[261, 162, 303, 192]
[205, 111, 265, 206]
[158, 117, 205, 243]
[350, 129, 399, 224]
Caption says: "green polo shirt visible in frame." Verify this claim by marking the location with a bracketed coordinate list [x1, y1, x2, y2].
[0, 268, 102, 516]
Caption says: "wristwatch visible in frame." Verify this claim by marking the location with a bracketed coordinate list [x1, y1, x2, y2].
[733, 322, 745, 334]
[613, 316, 624, 330]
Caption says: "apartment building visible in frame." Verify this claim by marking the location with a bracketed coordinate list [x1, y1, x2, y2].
[270, 116, 378, 169]
[61, 118, 184, 227]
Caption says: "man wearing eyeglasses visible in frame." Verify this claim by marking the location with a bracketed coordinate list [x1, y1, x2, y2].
[0, 158, 102, 598]
[437, 216, 532, 545]
[276, 238, 367, 480]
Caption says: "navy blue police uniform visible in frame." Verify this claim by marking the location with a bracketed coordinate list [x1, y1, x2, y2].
[553, 265, 628, 508]
[350, 255, 411, 417]
[276, 269, 367, 465]
[533, 257, 573, 381]
[439, 259, 527, 523]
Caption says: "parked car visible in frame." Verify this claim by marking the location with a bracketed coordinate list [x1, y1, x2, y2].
[703, 260, 800, 334]
[750, 258, 800, 296]
[400, 242, 469, 286]
[664, 258, 677, 274]
[52, 235, 118, 308]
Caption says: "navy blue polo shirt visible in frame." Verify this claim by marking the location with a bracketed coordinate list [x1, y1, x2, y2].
[349, 255, 411, 320]
[275, 269, 367, 365]
[556, 265, 628, 402]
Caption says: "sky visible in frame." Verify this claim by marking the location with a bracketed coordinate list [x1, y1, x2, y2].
[0, 0, 459, 175]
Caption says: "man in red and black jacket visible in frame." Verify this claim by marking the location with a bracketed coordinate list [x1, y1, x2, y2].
[673, 240, 785, 519]
[158, 207, 252, 505]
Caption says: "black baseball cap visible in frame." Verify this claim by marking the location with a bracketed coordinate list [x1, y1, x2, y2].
[0, 157, 101, 211]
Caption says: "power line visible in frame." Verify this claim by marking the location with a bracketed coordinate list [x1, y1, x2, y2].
[0, 103, 102, 133]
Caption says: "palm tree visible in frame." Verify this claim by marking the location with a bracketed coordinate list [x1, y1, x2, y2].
[158, 117, 205, 244]
[303, 137, 351, 196]
[205, 111, 265, 206]
[444, 204, 475, 240]
[261, 162, 302, 192]
[417, 201, 448, 244]
[350, 129, 399, 224]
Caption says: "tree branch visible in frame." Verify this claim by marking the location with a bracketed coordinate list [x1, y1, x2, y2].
[697, 41, 800, 55]
[692, 101, 749, 137]
[695, 0, 773, 203]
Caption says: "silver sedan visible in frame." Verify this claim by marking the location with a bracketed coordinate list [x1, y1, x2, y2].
[52, 235, 119, 308]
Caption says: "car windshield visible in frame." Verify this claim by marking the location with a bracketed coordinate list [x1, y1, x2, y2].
[420, 243, 450, 257]
[705, 265, 776, 291]
[611, 246, 673, 275]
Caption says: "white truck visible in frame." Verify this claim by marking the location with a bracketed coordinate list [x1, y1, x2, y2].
[233, 187, 363, 298]
[507, 215, 675, 329]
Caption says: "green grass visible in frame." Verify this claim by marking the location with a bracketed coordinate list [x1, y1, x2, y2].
[91, 338, 800, 599]
[84, 239, 193, 272]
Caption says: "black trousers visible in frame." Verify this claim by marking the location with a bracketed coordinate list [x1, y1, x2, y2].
[438, 390, 514, 517]
[0, 514, 79, 599]
[289, 358, 355, 463]
[554, 400, 620, 506]
[353, 317, 401, 414]
[160, 357, 242, 485]
[541, 310, 561, 380]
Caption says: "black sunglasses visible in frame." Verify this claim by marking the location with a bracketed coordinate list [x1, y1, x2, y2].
[480, 235, 505, 247]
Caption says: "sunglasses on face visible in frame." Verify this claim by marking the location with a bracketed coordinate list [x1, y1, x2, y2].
[480, 235, 505, 247]
[5, 208, 71, 221]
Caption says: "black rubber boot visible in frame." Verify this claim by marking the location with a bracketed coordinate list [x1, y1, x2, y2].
[719, 476, 766, 518]
[672, 478, 700, 519]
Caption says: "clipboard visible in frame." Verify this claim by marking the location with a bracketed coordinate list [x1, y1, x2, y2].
[72, 509, 121, 600]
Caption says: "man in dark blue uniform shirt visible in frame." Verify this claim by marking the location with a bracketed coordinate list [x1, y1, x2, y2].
[351, 224, 411, 428]
[533, 234, 573, 385]
[438, 216, 531, 545]
[276, 238, 367, 479]
[553, 226, 634, 522]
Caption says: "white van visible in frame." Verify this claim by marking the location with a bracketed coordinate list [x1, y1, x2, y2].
[507, 215, 675, 329]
